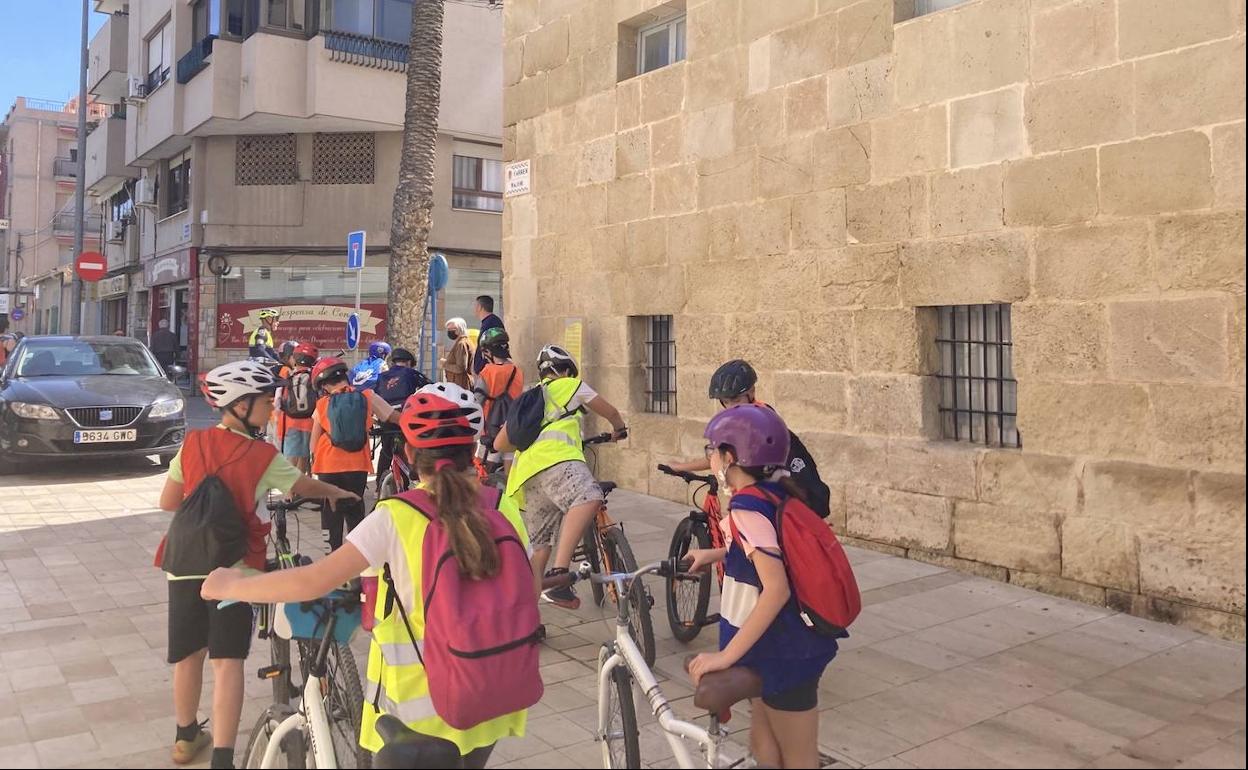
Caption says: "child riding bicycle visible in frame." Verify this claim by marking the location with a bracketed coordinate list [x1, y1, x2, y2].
[493, 345, 627, 609]
[201, 382, 536, 768]
[156, 361, 358, 769]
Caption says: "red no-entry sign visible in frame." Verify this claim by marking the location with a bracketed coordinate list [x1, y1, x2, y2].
[76, 251, 107, 282]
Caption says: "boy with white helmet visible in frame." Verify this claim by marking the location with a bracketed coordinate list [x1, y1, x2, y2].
[494, 345, 627, 609]
[155, 361, 358, 769]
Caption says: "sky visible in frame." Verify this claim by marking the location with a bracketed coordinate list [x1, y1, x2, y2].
[0, 1, 108, 114]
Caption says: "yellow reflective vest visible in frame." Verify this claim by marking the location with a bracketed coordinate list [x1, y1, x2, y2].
[504, 376, 587, 503]
[359, 489, 530, 755]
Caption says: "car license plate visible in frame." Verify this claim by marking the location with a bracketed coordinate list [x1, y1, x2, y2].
[73, 429, 138, 444]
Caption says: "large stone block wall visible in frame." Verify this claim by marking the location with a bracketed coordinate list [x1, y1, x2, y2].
[502, 0, 1247, 639]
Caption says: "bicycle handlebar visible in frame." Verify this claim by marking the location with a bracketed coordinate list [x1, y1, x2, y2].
[657, 464, 717, 488]
[541, 559, 680, 591]
[584, 428, 627, 446]
[266, 496, 320, 513]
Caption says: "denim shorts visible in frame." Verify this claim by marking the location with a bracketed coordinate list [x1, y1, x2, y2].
[282, 429, 311, 459]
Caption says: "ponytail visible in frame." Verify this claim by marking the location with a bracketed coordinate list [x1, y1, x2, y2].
[738, 464, 808, 506]
[415, 448, 500, 580]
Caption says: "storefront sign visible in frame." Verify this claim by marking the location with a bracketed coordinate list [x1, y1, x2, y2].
[97, 274, 129, 299]
[0, 294, 9, 315]
[216, 302, 388, 349]
[505, 160, 531, 197]
[144, 250, 192, 286]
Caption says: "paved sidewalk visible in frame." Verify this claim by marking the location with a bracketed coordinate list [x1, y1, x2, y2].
[0, 461, 1244, 769]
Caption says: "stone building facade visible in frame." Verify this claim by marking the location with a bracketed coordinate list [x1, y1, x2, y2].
[501, 0, 1247, 638]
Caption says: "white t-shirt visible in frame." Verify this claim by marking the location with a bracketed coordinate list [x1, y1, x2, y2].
[559, 380, 598, 412]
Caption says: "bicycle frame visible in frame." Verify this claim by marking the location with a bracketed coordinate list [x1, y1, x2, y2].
[257, 675, 336, 769]
[594, 567, 724, 769]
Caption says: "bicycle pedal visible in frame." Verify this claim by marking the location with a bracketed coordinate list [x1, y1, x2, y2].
[257, 664, 290, 681]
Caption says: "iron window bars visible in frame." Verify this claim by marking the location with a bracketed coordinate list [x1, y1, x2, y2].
[644, 315, 677, 415]
[937, 304, 1021, 448]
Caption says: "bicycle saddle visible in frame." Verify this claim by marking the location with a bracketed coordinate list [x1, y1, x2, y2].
[685, 656, 763, 722]
[372, 715, 461, 770]
[600, 481, 618, 497]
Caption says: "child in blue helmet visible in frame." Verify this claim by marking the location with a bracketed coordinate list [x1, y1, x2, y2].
[350, 340, 391, 392]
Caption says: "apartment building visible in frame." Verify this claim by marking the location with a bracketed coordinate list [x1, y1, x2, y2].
[86, 0, 504, 370]
[503, 0, 1247, 638]
[1, 97, 108, 335]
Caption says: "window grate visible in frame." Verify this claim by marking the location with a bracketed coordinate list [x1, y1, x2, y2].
[313, 132, 375, 184]
[235, 134, 298, 186]
[936, 304, 1020, 448]
[644, 315, 677, 415]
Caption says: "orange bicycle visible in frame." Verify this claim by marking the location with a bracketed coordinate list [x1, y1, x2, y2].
[657, 464, 725, 643]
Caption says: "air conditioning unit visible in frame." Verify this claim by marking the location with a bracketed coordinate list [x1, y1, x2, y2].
[106, 220, 124, 242]
[135, 177, 157, 206]
[126, 78, 147, 102]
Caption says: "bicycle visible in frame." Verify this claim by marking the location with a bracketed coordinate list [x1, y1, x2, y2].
[242, 586, 369, 769]
[544, 562, 761, 769]
[657, 465, 725, 643]
[255, 495, 371, 768]
[572, 433, 657, 667]
[372, 425, 411, 498]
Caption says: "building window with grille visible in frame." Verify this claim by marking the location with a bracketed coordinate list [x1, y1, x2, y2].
[642, 315, 676, 415]
[165, 152, 190, 216]
[313, 133, 375, 184]
[452, 155, 503, 213]
[936, 304, 1020, 448]
[235, 134, 298, 186]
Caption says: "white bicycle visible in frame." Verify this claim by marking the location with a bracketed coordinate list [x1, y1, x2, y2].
[242, 588, 368, 769]
[546, 560, 762, 769]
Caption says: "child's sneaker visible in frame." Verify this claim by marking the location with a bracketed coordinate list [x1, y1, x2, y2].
[542, 568, 581, 610]
[172, 723, 211, 765]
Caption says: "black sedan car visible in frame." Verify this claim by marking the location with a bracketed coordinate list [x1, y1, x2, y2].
[0, 336, 186, 469]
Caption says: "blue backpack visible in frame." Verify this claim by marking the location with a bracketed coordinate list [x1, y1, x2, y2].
[375, 366, 430, 406]
[326, 390, 368, 452]
[350, 358, 385, 392]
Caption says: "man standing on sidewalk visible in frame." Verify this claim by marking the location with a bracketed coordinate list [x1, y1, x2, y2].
[473, 295, 504, 375]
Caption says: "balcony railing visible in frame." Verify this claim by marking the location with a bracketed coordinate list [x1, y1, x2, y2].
[323, 29, 409, 72]
[53, 212, 104, 234]
[53, 158, 78, 178]
[177, 35, 216, 84]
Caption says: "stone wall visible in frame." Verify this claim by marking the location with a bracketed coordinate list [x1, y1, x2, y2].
[502, 0, 1247, 639]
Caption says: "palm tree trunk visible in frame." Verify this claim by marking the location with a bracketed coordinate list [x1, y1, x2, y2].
[388, 0, 445, 349]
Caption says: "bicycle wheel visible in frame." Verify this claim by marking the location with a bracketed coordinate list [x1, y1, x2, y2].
[600, 663, 641, 769]
[582, 525, 606, 607]
[320, 643, 371, 769]
[243, 709, 306, 769]
[377, 470, 397, 500]
[601, 528, 657, 667]
[666, 517, 713, 644]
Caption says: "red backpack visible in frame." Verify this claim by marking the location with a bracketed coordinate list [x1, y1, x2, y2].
[732, 486, 861, 636]
[382, 486, 543, 729]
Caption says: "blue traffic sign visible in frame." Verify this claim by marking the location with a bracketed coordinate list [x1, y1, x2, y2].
[429, 252, 449, 292]
[10, 307, 24, 321]
[347, 230, 366, 270]
[346, 313, 361, 350]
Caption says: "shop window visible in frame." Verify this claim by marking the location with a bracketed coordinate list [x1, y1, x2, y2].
[452, 155, 503, 212]
[313, 133, 375, 184]
[936, 303, 1020, 448]
[217, 265, 389, 303]
[235, 134, 298, 186]
[322, 0, 413, 43]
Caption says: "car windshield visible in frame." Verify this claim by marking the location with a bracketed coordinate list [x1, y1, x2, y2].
[13, 340, 163, 378]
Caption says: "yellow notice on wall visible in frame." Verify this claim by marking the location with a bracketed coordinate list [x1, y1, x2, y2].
[564, 317, 584, 365]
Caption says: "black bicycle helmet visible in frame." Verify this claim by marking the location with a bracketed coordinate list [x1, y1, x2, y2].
[278, 340, 298, 360]
[708, 359, 758, 400]
[479, 327, 510, 354]
[390, 347, 416, 364]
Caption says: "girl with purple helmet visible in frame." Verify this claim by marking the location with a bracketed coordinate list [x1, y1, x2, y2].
[686, 404, 843, 769]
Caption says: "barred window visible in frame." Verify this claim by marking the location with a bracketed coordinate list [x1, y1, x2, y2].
[937, 304, 1020, 448]
[313, 132, 375, 184]
[643, 315, 676, 415]
[452, 155, 503, 212]
[235, 134, 298, 186]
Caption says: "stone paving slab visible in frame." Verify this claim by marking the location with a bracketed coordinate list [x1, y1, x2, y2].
[0, 460, 1245, 769]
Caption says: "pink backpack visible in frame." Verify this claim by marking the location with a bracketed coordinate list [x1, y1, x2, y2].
[382, 487, 543, 729]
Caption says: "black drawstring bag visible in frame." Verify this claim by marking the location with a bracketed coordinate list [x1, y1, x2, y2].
[160, 437, 254, 577]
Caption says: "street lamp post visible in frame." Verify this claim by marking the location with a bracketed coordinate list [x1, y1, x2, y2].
[70, 0, 89, 335]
